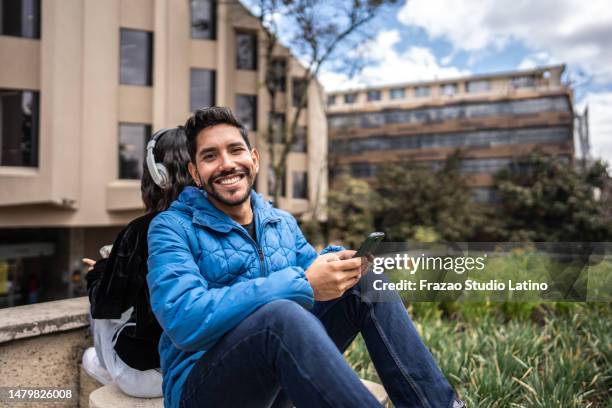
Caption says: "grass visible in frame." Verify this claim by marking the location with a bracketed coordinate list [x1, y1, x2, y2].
[344, 302, 612, 407]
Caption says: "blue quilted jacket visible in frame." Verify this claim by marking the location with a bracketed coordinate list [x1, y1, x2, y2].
[147, 186, 337, 408]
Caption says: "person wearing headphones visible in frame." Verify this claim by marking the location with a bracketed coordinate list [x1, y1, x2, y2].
[82, 127, 194, 397]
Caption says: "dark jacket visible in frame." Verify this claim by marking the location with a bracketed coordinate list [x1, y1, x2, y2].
[86, 212, 162, 370]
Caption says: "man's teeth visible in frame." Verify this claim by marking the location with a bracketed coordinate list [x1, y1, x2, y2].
[218, 175, 241, 185]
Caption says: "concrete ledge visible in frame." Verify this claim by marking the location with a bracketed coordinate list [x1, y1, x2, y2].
[0, 297, 89, 344]
[90, 379, 389, 408]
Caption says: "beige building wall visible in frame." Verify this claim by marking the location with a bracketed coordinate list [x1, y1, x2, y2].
[0, 0, 327, 227]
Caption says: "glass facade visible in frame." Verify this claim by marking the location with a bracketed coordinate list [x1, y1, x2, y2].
[292, 171, 308, 199]
[120, 29, 153, 86]
[118, 123, 151, 179]
[328, 96, 571, 130]
[236, 31, 257, 70]
[236, 94, 257, 131]
[0, 89, 39, 167]
[331, 126, 572, 155]
[190, 68, 215, 112]
[0, 0, 40, 39]
[190, 0, 216, 40]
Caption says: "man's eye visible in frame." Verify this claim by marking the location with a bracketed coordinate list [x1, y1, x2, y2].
[203, 154, 215, 161]
[231, 147, 245, 154]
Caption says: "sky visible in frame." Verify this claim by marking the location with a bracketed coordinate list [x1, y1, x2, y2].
[318, 0, 612, 166]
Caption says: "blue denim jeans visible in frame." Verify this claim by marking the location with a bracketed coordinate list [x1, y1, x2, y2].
[180, 275, 456, 408]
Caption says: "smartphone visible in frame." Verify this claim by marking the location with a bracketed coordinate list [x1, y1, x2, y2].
[353, 232, 385, 258]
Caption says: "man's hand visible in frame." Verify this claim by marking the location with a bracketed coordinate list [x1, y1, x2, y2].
[335, 250, 373, 277]
[305, 253, 363, 301]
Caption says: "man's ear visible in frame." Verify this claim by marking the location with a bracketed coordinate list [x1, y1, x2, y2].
[188, 162, 200, 187]
[251, 148, 260, 174]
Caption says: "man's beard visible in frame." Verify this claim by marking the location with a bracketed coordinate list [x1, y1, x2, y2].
[199, 166, 254, 207]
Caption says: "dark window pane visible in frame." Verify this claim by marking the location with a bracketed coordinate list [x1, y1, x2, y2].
[190, 69, 215, 111]
[511, 75, 535, 88]
[344, 93, 357, 104]
[414, 86, 430, 97]
[0, 89, 39, 167]
[327, 95, 336, 106]
[390, 88, 405, 99]
[118, 123, 151, 179]
[268, 164, 285, 197]
[0, 0, 40, 39]
[120, 29, 153, 86]
[292, 171, 308, 199]
[291, 126, 307, 153]
[270, 58, 286, 92]
[236, 94, 257, 131]
[467, 80, 490, 93]
[270, 113, 285, 143]
[236, 31, 257, 70]
[441, 83, 458, 96]
[292, 78, 308, 108]
[191, 0, 216, 40]
[367, 90, 381, 101]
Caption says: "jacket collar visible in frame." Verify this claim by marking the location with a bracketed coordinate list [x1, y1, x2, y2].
[174, 186, 279, 232]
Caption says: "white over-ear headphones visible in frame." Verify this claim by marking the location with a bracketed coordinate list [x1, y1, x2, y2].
[146, 128, 174, 189]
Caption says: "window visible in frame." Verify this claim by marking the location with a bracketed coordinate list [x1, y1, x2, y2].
[118, 123, 151, 179]
[344, 93, 357, 104]
[291, 127, 307, 153]
[367, 90, 381, 102]
[236, 94, 257, 131]
[120, 28, 153, 86]
[270, 58, 286, 92]
[441, 83, 458, 96]
[327, 95, 336, 106]
[0, 0, 40, 39]
[268, 165, 285, 197]
[292, 171, 308, 199]
[414, 86, 430, 97]
[190, 69, 215, 111]
[270, 113, 285, 143]
[511, 75, 536, 88]
[466, 80, 490, 93]
[0, 89, 39, 167]
[190, 0, 216, 40]
[390, 88, 405, 100]
[292, 79, 308, 108]
[236, 31, 257, 70]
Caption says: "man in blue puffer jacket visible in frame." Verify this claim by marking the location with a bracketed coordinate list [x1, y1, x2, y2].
[148, 107, 463, 408]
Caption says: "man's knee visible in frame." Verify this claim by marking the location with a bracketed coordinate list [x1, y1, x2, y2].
[255, 299, 323, 333]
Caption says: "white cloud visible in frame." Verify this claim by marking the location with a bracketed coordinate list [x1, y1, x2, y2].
[578, 92, 612, 165]
[398, 0, 612, 83]
[321, 29, 469, 91]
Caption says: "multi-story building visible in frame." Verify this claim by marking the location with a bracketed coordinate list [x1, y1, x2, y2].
[0, 0, 327, 307]
[327, 65, 574, 203]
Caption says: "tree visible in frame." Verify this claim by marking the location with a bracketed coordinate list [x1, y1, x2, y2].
[327, 171, 379, 247]
[373, 153, 485, 242]
[494, 153, 612, 241]
[245, 0, 398, 208]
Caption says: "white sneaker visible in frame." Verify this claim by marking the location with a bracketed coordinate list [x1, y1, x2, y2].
[82, 347, 113, 385]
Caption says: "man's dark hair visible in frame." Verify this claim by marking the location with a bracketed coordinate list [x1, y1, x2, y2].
[184, 107, 251, 162]
[141, 127, 194, 212]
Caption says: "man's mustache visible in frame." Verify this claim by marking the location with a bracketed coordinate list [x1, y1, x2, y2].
[208, 167, 251, 185]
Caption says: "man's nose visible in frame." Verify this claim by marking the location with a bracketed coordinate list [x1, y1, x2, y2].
[219, 151, 236, 170]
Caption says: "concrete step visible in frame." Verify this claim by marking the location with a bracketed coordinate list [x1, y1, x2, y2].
[89, 379, 388, 407]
